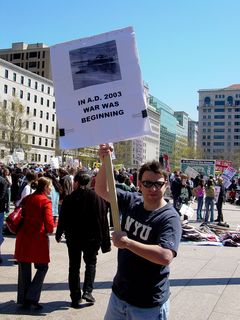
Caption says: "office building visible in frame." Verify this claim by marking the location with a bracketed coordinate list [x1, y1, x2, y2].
[0, 58, 56, 164]
[198, 84, 240, 160]
[0, 42, 51, 79]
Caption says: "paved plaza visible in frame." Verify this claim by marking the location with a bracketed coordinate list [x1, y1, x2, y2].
[1, 202, 240, 319]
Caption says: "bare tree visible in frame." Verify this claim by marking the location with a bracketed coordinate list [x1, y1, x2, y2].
[0, 98, 30, 154]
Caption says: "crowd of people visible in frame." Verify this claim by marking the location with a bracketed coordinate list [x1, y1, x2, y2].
[0, 156, 239, 318]
[170, 170, 240, 224]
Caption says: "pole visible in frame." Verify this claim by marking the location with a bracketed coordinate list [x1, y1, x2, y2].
[104, 153, 121, 232]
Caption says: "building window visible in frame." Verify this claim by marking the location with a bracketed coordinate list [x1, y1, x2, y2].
[21, 76, 24, 84]
[5, 69, 8, 78]
[45, 139, 48, 146]
[41, 97, 44, 105]
[46, 112, 49, 120]
[39, 123, 42, 131]
[41, 84, 44, 92]
[34, 95, 37, 103]
[47, 87, 50, 94]
[51, 140, 54, 148]
[52, 114, 55, 122]
[32, 136, 35, 144]
[29, 51, 37, 58]
[12, 87, 16, 96]
[4, 85, 8, 94]
[214, 100, 225, 106]
[227, 96, 233, 106]
[53, 101, 55, 109]
[26, 106, 30, 114]
[13, 72, 16, 81]
[28, 79, 31, 87]
[40, 111, 43, 118]
[204, 97, 211, 106]
[33, 109, 37, 116]
[44, 155, 47, 162]
[26, 121, 29, 129]
[38, 154, 41, 162]
[20, 90, 23, 99]
[46, 125, 48, 133]
[27, 92, 30, 101]
[47, 99, 49, 107]
[214, 115, 225, 119]
[35, 81, 38, 89]
[213, 142, 224, 146]
[33, 122, 36, 130]
[52, 127, 54, 134]
[39, 137, 42, 145]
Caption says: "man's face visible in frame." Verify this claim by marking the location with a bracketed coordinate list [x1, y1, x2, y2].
[139, 171, 167, 203]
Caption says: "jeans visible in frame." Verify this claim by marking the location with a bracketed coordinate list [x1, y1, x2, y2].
[17, 262, 48, 304]
[196, 197, 203, 220]
[104, 291, 169, 320]
[205, 197, 214, 223]
[0, 212, 4, 246]
[67, 242, 99, 302]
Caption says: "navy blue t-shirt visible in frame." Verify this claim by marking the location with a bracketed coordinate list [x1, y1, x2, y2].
[112, 190, 182, 308]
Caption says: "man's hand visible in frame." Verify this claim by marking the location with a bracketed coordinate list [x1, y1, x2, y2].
[111, 231, 130, 249]
[98, 144, 113, 162]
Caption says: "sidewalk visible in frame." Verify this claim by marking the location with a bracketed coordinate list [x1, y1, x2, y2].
[0, 202, 240, 319]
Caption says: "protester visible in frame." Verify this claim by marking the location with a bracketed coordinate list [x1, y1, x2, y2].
[95, 144, 181, 320]
[2, 167, 12, 214]
[204, 178, 215, 223]
[171, 173, 192, 216]
[44, 171, 63, 226]
[55, 171, 111, 309]
[215, 177, 226, 223]
[0, 171, 8, 264]
[193, 178, 205, 221]
[14, 177, 54, 309]
[15, 171, 37, 207]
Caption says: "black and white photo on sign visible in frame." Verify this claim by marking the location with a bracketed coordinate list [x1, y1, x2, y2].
[69, 40, 122, 90]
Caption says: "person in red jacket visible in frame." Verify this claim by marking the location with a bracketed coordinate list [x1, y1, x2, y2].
[14, 177, 54, 310]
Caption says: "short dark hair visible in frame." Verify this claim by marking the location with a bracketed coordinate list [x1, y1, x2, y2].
[138, 161, 168, 181]
[74, 172, 90, 186]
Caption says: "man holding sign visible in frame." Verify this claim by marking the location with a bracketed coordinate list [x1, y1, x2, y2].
[95, 144, 181, 320]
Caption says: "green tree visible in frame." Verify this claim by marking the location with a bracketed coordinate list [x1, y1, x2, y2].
[0, 98, 30, 154]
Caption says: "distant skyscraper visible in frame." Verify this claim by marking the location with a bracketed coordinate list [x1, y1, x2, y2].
[198, 84, 240, 160]
[0, 42, 51, 79]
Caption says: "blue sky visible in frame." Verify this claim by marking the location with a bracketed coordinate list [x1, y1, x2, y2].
[1, 0, 240, 120]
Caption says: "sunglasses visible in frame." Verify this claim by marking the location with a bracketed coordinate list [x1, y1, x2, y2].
[141, 180, 166, 189]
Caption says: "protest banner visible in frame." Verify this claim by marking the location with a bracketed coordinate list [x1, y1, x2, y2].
[50, 26, 151, 149]
[50, 27, 150, 231]
[222, 166, 236, 189]
[181, 159, 215, 178]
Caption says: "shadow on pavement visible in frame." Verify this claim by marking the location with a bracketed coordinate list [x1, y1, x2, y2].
[0, 280, 113, 292]
[170, 277, 240, 286]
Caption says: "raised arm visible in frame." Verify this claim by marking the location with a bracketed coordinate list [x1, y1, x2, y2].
[94, 144, 113, 202]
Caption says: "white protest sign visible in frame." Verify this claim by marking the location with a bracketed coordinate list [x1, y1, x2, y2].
[50, 157, 59, 169]
[50, 27, 151, 149]
[214, 186, 221, 203]
[222, 166, 236, 189]
[185, 166, 199, 179]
